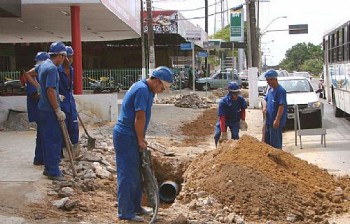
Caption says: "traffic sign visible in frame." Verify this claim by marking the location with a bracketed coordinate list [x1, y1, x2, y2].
[180, 43, 193, 51]
[197, 51, 208, 58]
[289, 24, 308, 34]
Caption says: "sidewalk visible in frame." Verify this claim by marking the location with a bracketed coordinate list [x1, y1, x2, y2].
[0, 130, 50, 224]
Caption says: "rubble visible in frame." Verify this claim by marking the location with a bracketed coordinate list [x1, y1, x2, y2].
[155, 93, 213, 108]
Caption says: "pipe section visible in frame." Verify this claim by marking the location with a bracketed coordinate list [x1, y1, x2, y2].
[159, 181, 179, 203]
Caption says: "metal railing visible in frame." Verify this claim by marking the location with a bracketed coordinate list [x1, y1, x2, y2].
[0, 71, 21, 82]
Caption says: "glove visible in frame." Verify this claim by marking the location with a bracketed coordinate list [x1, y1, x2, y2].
[219, 132, 228, 143]
[55, 108, 66, 121]
[240, 120, 248, 131]
[59, 94, 65, 102]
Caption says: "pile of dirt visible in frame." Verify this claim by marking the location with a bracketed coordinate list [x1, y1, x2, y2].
[179, 135, 350, 223]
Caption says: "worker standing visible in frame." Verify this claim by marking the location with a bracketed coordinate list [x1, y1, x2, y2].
[58, 46, 80, 158]
[113, 66, 173, 222]
[214, 82, 247, 147]
[38, 42, 67, 181]
[262, 69, 287, 149]
[25, 52, 49, 165]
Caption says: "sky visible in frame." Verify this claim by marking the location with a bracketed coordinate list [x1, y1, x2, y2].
[152, 0, 350, 66]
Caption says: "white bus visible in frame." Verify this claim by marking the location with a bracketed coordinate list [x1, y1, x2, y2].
[323, 19, 350, 117]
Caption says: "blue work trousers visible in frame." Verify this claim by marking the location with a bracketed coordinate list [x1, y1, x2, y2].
[64, 112, 79, 145]
[113, 129, 142, 220]
[33, 120, 44, 164]
[214, 121, 240, 147]
[39, 110, 63, 176]
[265, 125, 283, 149]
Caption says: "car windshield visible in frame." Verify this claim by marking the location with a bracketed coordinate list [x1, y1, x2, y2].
[293, 72, 309, 78]
[278, 79, 313, 93]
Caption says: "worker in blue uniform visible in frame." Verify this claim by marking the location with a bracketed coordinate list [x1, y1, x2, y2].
[58, 46, 80, 158]
[25, 52, 50, 165]
[262, 69, 287, 149]
[113, 66, 173, 222]
[38, 42, 67, 181]
[214, 82, 248, 147]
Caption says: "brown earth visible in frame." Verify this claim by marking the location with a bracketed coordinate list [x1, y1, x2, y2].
[20, 106, 350, 223]
[180, 135, 350, 223]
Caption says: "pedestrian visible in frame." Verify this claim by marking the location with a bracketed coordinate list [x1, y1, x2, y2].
[38, 42, 67, 181]
[113, 66, 173, 222]
[24, 52, 50, 165]
[214, 82, 248, 147]
[316, 79, 326, 99]
[262, 69, 287, 149]
[58, 46, 80, 158]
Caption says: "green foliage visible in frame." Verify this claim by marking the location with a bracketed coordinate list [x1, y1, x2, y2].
[279, 42, 323, 74]
[210, 25, 230, 42]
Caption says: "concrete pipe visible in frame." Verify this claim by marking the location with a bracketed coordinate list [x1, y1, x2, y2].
[159, 181, 179, 203]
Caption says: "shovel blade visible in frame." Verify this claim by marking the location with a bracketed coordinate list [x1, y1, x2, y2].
[87, 137, 96, 150]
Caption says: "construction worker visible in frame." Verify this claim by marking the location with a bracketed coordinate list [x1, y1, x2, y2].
[25, 52, 50, 165]
[58, 46, 80, 158]
[38, 42, 67, 181]
[113, 66, 173, 222]
[214, 82, 247, 147]
[262, 69, 287, 149]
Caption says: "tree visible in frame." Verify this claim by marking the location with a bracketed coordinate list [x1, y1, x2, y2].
[279, 42, 323, 74]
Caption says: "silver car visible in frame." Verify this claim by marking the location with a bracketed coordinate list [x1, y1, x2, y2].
[195, 70, 242, 91]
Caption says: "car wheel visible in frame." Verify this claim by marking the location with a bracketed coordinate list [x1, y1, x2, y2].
[202, 83, 210, 91]
[332, 92, 343, 117]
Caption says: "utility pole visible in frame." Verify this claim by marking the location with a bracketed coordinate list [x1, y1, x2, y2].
[205, 0, 208, 76]
[245, 0, 252, 67]
[140, 0, 146, 79]
[249, 0, 259, 68]
[146, 0, 155, 73]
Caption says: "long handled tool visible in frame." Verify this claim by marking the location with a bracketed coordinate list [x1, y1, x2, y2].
[148, 145, 175, 157]
[140, 149, 159, 223]
[77, 113, 96, 150]
[59, 120, 77, 177]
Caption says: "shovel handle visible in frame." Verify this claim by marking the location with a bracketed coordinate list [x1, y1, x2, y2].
[77, 113, 92, 139]
[59, 121, 77, 177]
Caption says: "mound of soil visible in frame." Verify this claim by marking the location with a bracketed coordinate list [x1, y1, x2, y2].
[180, 135, 350, 223]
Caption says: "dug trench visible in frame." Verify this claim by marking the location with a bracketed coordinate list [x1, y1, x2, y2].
[11, 102, 350, 223]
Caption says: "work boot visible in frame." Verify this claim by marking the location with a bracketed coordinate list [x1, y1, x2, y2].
[48, 174, 66, 181]
[43, 170, 49, 176]
[136, 207, 153, 216]
[129, 215, 144, 222]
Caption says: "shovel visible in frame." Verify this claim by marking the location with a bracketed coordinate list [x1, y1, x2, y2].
[148, 145, 176, 157]
[59, 120, 77, 177]
[77, 113, 96, 150]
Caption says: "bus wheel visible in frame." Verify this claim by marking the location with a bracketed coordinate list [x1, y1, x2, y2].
[332, 93, 343, 117]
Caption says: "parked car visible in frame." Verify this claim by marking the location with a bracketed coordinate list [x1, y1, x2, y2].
[292, 71, 312, 81]
[239, 70, 249, 88]
[195, 70, 242, 91]
[266, 76, 323, 128]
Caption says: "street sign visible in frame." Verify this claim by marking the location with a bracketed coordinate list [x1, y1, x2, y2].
[186, 29, 201, 41]
[220, 42, 233, 49]
[197, 51, 208, 58]
[233, 42, 246, 49]
[289, 24, 308, 34]
[180, 42, 193, 51]
[230, 8, 244, 42]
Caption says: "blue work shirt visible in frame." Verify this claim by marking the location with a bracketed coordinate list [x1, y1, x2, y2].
[218, 94, 247, 124]
[264, 84, 287, 127]
[114, 79, 154, 136]
[58, 65, 76, 114]
[26, 75, 39, 122]
[38, 59, 60, 111]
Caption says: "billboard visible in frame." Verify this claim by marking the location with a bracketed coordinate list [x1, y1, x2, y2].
[143, 11, 178, 34]
[230, 8, 244, 42]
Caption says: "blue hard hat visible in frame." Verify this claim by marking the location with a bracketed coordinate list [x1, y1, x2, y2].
[151, 66, 174, 84]
[66, 46, 74, 56]
[48, 42, 67, 55]
[265, 69, 278, 79]
[35, 52, 49, 62]
[228, 81, 240, 92]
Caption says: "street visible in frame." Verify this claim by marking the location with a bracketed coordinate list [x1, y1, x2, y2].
[283, 78, 350, 176]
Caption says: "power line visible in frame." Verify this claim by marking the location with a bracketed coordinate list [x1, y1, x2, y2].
[153, 1, 219, 12]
